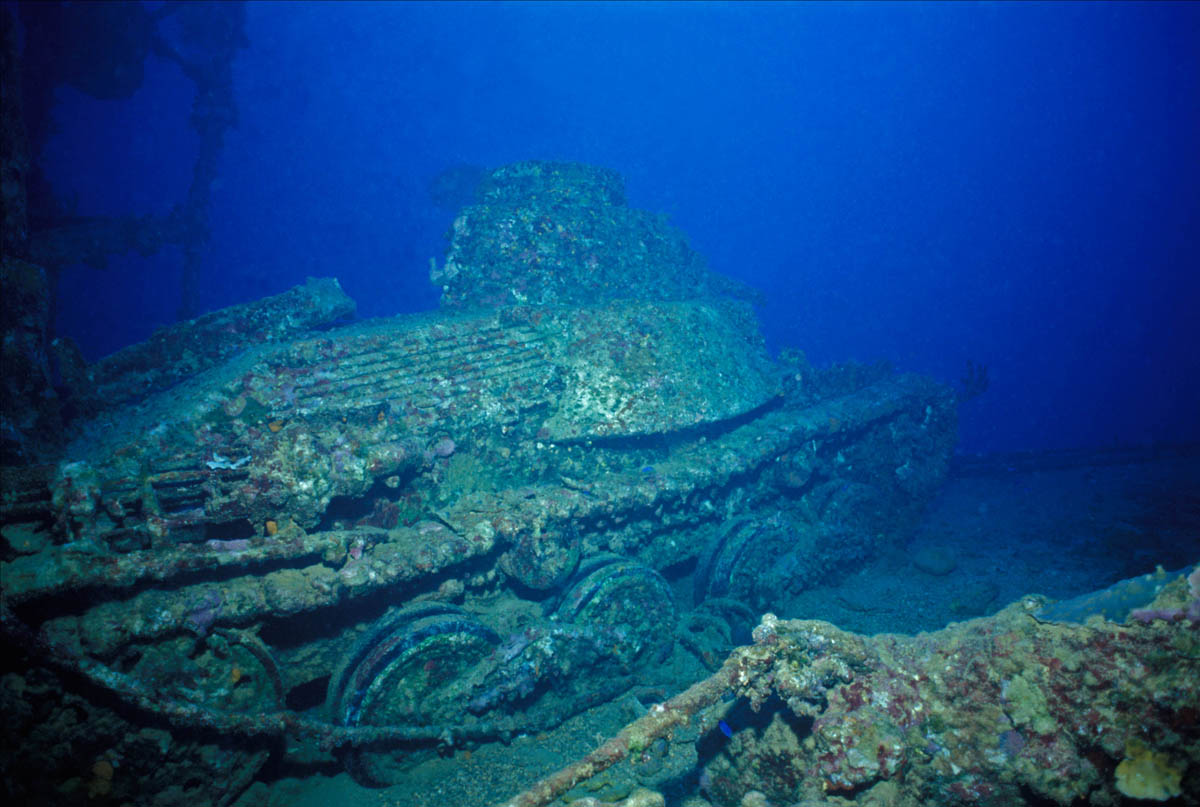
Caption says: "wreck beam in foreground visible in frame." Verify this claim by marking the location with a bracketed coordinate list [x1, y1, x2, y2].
[501, 566, 1199, 807]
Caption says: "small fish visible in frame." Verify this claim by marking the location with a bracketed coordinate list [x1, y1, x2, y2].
[718, 720, 733, 739]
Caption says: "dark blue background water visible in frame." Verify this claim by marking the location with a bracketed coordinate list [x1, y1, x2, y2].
[32, 1, 1200, 455]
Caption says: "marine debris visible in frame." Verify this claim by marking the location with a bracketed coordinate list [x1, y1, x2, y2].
[502, 566, 1200, 807]
[3, 161, 958, 805]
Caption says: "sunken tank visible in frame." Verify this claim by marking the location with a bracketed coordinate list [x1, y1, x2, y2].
[0, 162, 957, 805]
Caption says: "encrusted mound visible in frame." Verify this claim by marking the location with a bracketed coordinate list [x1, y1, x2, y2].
[433, 160, 758, 309]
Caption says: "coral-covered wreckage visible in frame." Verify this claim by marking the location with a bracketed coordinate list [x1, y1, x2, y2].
[503, 566, 1200, 807]
[1, 162, 1195, 806]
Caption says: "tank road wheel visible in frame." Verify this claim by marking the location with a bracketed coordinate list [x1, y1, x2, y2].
[552, 554, 677, 668]
[325, 603, 500, 787]
[107, 629, 284, 806]
[693, 513, 810, 612]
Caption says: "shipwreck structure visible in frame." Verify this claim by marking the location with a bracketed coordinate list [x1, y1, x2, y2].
[1, 161, 968, 805]
[4, 152, 1198, 807]
[503, 566, 1200, 807]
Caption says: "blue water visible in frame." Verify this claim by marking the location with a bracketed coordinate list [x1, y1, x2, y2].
[27, 1, 1200, 457]
[7, 5, 1200, 805]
